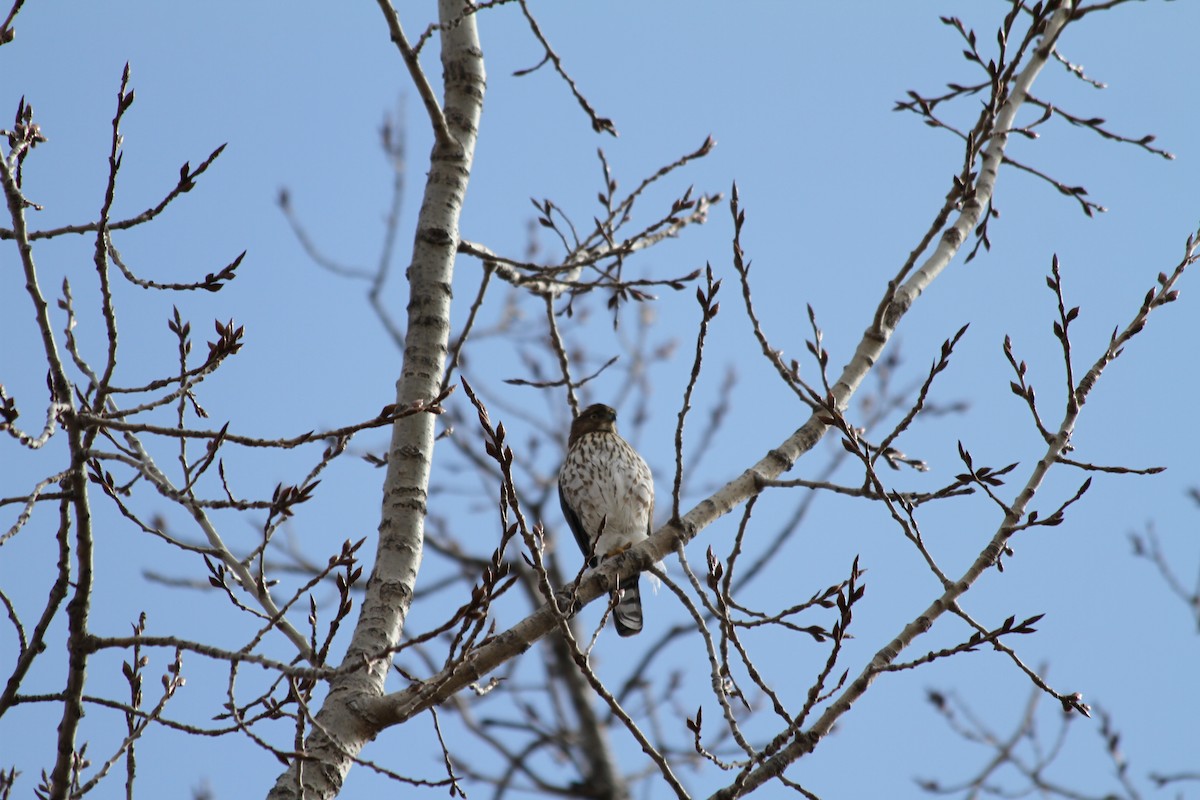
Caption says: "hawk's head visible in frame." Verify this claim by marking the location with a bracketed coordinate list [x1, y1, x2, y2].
[569, 403, 618, 443]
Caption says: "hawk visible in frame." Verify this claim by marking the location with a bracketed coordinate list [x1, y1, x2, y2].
[558, 403, 654, 637]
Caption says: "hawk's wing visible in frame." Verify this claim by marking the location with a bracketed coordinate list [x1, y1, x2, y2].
[558, 481, 597, 565]
[644, 474, 654, 539]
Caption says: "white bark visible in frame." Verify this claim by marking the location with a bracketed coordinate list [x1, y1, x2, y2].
[266, 2, 484, 797]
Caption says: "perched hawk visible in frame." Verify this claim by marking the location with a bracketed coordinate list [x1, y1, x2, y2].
[558, 404, 654, 637]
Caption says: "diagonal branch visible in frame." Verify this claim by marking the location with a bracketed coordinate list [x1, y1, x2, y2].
[369, 3, 1081, 757]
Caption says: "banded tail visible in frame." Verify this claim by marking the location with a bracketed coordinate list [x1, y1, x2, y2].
[613, 572, 643, 637]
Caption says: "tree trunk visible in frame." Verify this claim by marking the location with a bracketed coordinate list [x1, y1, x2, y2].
[266, 2, 485, 797]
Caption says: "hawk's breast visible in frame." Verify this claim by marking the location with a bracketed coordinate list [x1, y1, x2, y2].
[560, 432, 654, 559]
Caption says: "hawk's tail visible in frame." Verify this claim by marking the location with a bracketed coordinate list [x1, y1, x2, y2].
[613, 572, 643, 637]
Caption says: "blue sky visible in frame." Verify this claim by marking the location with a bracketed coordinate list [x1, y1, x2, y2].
[2, 2, 1198, 798]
